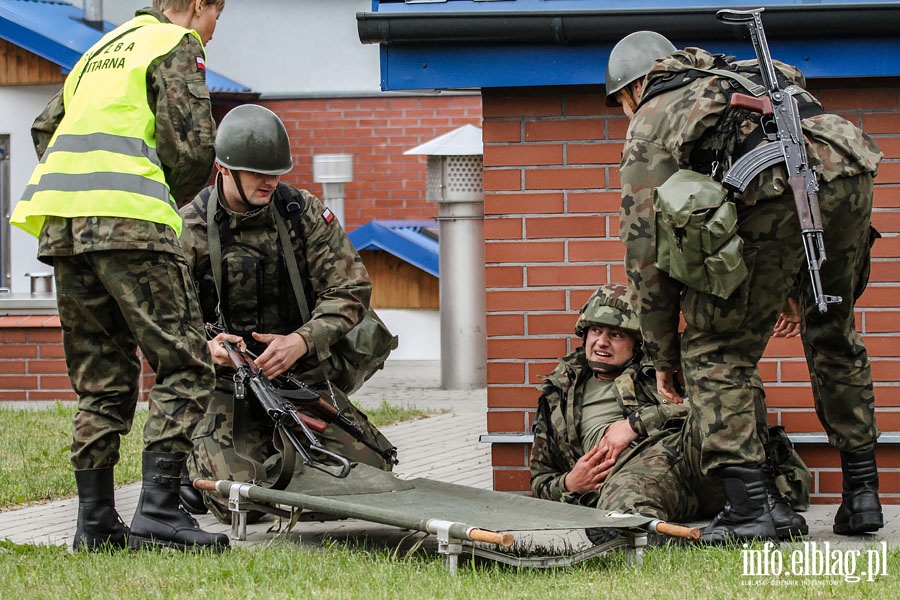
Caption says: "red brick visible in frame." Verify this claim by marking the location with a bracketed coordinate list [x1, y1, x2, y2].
[484, 217, 524, 240]
[0, 360, 26, 375]
[486, 314, 525, 336]
[487, 362, 527, 385]
[567, 143, 623, 166]
[484, 121, 522, 143]
[527, 265, 607, 287]
[486, 408, 530, 432]
[484, 193, 565, 216]
[485, 265, 524, 288]
[765, 386, 814, 408]
[872, 359, 900, 381]
[486, 289, 567, 312]
[484, 144, 563, 167]
[485, 241, 565, 263]
[857, 285, 900, 307]
[0, 375, 38, 389]
[866, 311, 900, 333]
[862, 113, 900, 134]
[527, 313, 576, 336]
[27, 328, 64, 343]
[567, 239, 627, 262]
[0, 345, 38, 359]
[38, 344, 67, 359]
[764, 336, 806, 358]
[864, 336, 900, 357]
[525, 119, 604, 142]
[565, 91, 606, 117]
[568, 191, 621, 214]
[488, 337, 568, 360]
[872, 210, 900, 234]
[779, 360, 812, 383]
[27, 390, 77, 401]
[874, 186, 900, 209]
[525, 216, 605, 239]
[525, 167, 604, 191]
[488, 385, 542, 408]
[780, 410, 825, 433]
[483, 169, 522, 192]
[484, 94, 562, 118]
[756, 360, 779, 381]
[493, 467, 532, 492]
[528, 360, 562, 383]
[491, 444, 530, 467]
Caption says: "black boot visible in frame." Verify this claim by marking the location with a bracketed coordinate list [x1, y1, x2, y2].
[128, 452, 230, 551]
[834, 448, 884, 535]
[179, 464, 209, 515]
[700, 465, 777, 545]
[73, 467, 129, 551]
[762, 464, 808, 540]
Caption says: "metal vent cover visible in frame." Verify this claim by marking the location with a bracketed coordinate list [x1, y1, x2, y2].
[425, 155, 483, 202]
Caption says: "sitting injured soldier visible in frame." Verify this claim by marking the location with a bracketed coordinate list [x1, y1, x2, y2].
[529, 283, 810, 541]
[177, 105, 395, 522]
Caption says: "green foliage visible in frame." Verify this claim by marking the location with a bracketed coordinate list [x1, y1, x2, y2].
[358, 400, 438, 428]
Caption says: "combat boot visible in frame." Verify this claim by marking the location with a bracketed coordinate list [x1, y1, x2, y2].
[73, 467, 129, 551]
[178, 464, 209, 515]
[833, 448, 884, 535]
[762, 464, 808, 540]
[128, 451, 229, 551]
[700, 465, 777, 545]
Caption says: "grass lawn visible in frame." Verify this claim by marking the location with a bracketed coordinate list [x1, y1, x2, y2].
[1, 404, 898, 599]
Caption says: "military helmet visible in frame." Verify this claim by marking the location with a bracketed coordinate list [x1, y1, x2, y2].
[574, 283, 641, 341]
[605, 31, 676, 107]
[215, 104, 293, 175]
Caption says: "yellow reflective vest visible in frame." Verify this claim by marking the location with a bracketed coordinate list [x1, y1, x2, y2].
[11, 15, 204, 238]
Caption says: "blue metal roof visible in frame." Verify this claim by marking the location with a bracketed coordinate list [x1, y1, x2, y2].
[361, 0, 900, 91]
[0, 0, 251, 95]
[349, 220, 439, 278]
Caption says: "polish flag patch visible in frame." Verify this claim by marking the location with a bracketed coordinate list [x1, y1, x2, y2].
[195, 56, 206, 71]
[322, 208, 335, 224]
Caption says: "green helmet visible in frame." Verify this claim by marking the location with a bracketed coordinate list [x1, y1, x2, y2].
[605, 31, 676, 107]
[215, 104, 293, 175]
[574, 283, 641, 341]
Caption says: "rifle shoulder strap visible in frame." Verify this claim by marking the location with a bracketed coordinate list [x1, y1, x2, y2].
[272, 184, 312, 323]
[205, 181, 229, 330]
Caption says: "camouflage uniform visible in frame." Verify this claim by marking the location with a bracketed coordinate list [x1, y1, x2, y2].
[180, 181, 394, 521]
[529, 348, 723, 521]
[33, 7, 217, 469]
[619, 48, 883, 473]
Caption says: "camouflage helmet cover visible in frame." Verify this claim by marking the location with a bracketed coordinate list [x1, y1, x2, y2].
[215, 104, 293, 175]
[574, 283, 641, 340]
[605, 30, 676, 107]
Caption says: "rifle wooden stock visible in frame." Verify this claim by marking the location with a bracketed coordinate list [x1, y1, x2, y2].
[730, 92, 772, 116]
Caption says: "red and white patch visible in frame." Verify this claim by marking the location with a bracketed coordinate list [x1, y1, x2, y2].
[195, 56, 206, 71]
[322, 207, 335, 224]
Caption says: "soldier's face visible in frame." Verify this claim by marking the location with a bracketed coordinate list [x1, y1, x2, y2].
[585, 325, 636, 369]
[191, 1, 224, 46]
[221, 168, 280, 211]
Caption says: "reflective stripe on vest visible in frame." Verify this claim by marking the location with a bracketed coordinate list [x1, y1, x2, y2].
[11, 15, 204, 238]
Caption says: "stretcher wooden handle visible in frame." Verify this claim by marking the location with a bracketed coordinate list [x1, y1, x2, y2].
[653, 521, 701, 541]
[468, 528, 514, 548]
[192, 478, 219, 492]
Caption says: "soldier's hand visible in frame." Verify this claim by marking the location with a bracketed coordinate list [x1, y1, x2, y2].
[656, 370, 684, 404]
[207, 333, 245, 367]
[596, 418, 639, 464]
[564, 445, 616, 494]
[252, 331, 309, 379]
[772, 296, 801, 338]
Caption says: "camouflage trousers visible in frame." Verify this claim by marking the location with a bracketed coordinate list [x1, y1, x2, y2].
[188, 381, 395, 523]
[54, 249, 215, 470]
[596, 419, 724, 522]
[680, 173, 878, 473]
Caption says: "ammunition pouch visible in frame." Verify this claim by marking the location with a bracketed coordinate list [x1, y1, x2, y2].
[654, 169, 748, 299]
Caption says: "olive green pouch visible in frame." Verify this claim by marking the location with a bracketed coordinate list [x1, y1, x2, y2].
[654, 169, 748, 298]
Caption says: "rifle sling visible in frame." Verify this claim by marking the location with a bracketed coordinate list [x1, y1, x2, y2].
[231, 385, 297, 491]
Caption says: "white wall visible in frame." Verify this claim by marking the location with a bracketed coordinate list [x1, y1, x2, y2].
[62, 0, 382, 95]
[378, 309, 440, 361]
[0, 86, 64, 293]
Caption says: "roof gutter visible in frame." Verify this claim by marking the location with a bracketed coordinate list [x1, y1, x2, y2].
[358, 4, 900, 45]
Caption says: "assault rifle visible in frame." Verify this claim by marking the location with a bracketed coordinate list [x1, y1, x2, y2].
[212, 327, 353, 479]
[717, 7, 841, 313]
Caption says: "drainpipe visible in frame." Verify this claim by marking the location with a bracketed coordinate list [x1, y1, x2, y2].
[405, 125, 486, 390]
[83, 0, 103, 30]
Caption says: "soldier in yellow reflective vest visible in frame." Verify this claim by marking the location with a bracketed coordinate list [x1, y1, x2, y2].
[11, 1, 229, 552]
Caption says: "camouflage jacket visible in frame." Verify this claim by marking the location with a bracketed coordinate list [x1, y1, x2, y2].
[529, 348, 688, 504]
[35, 8, 215, 259]
[619, 47, 883, 370]
[180, 182, 372, 374]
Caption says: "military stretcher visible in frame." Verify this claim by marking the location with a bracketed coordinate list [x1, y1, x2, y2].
[195, 462, 699, 572]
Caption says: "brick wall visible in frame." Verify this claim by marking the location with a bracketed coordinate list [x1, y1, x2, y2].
[260, 94, 482, 231]
[481, 84, 900, 504]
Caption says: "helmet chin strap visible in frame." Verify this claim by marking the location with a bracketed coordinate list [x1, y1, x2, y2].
[587, 359, 624, 377]
[228, 169, 254, 212]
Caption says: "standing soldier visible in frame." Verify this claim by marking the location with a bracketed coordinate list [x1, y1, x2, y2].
[10, 1, 230, 551]
[608, 30, 883, 542]
[178, 104, 395, 522]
